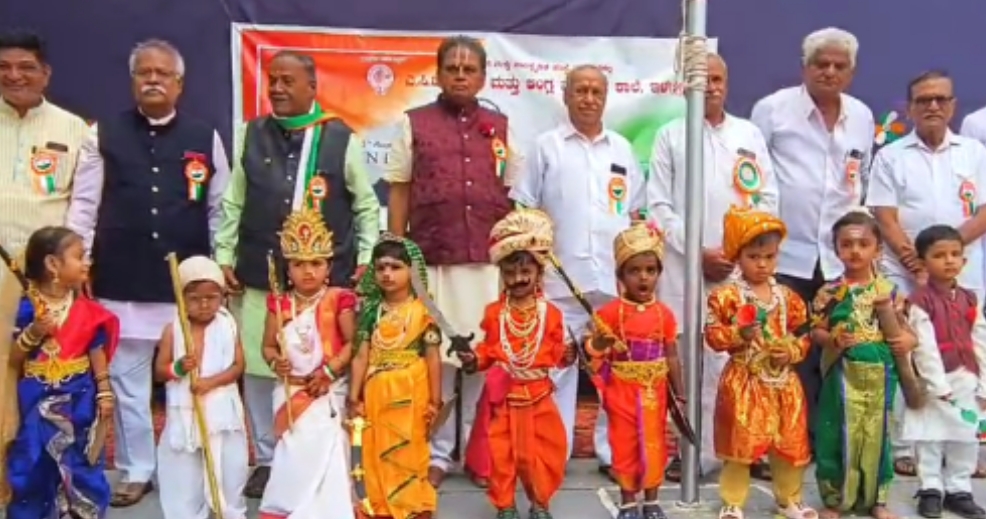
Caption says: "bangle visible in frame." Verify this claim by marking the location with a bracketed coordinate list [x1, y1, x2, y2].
[15, 335, 35, 353]
[171, 360, 188, 379]
[94, 372, 109, 382]
[21, 329, 41, 345]
[323, 363, 338, 382]
[96, 391, 114, 402]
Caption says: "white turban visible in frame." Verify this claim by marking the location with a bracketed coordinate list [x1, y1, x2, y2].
[177, 255, 225, 289]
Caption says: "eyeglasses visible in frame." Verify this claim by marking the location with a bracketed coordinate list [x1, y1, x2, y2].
[912, 95, 954, 108]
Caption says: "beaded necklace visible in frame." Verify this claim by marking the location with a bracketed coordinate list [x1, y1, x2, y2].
[498, 297, 547, 370]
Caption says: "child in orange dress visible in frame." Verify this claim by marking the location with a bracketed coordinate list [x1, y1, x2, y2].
[587, 222, 684, 519]
[457, 209, 574, 519]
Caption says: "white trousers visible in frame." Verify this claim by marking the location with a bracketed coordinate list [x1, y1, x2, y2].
[551, 292, 613, 465]
[427, 263, 500, 471]
[431, 369, 485, 470]
[110, 337, 157, 483]
[915, 440, 979, 494]
[157, 430, 250, 519]
[244, 375, 277, 466]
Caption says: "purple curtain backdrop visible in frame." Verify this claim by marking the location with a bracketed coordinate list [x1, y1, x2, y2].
[3, 0, 985, 146]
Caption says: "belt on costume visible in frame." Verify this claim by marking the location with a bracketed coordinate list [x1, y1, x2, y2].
[610, 360, 668, 386]
[505, 378, 554, 406]
[24, 356, 91, 386]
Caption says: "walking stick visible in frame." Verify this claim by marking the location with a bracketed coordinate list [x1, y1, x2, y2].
[166, 253, 224, 515]
[267, 251, 294, 429]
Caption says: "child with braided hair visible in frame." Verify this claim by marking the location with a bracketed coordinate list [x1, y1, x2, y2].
[348, 233, 442, 519]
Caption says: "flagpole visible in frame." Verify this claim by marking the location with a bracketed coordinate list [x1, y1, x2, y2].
[678, 0, 709, 506]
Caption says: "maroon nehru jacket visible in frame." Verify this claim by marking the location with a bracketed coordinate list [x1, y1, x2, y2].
[406, 96, 513, 265]
[909, 284, 981, 376]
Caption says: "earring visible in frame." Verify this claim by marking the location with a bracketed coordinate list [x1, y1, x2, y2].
[52, 271, 60, 286]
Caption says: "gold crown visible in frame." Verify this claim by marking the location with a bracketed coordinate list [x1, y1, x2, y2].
[614, 222, 665, 268]
[279, 208, 334, 261]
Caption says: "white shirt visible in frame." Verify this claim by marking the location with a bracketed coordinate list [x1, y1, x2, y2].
[66, 111, 231, 340]
[510, 122, 645, 300]
[647, 113, 779, 319]
[866, 130, 986, 292]
[751, 85, 875, 280]
[960, 106, 986, 147]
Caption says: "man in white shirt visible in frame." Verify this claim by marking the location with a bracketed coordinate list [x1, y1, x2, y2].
[868, 70, 986, 481]
[751, 27, 875, 472]
[510, 64, 644, 477]
[66, 39, 230, 507]
[649, 52, 778, 479]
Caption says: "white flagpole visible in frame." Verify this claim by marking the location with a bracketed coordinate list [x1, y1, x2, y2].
[677, 0, 709, 506]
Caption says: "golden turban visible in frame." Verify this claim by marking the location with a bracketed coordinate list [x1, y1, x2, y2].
[613, 222, 665, 268]
[280, 208, 335, 261]
[488, 208, 554, 264]
[722, 205, 786, 262]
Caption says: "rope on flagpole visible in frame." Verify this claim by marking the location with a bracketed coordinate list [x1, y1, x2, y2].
[674, 0, 709, 93]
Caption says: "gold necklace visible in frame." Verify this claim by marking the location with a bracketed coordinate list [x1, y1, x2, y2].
[504, 300, 538, 338]
[372, 300, 412, 351]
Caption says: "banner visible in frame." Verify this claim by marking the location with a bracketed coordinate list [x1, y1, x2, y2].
[232, 25, 717, 208]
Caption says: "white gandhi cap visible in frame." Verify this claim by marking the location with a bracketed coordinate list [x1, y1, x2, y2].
[177, 255, 225, 290]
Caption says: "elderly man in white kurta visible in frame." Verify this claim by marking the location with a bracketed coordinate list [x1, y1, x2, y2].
[648, 53, 778, 478]
[867, 71, 986, 481]
[510, 65, 643, 476]
[751, 27, 875, 473]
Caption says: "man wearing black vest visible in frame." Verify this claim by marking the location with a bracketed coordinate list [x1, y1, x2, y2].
[66, 39, 230, 507]
[214, 50, 380, 497]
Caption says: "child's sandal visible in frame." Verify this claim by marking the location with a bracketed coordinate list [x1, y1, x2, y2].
[779, 502, 818, 519]
[719, 505, 744, 519]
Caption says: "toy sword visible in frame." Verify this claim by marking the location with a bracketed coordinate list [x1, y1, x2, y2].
[347, 416, 374, 516]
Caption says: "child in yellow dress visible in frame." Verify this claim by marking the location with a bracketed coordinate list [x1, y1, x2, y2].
[704, 206, 815, 519]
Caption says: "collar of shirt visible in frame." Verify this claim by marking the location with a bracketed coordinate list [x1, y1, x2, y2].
[797, 85, 847, 125]
[559, 120, 611, 144]
[0, 96, 48, 120]
[900, 129, 961, 153]
[138, 108, 177, 126]
[705, 112, 735, 131]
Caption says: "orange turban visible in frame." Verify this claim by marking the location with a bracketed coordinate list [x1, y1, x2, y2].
[613, 221, 665, 268]
[721, 205, 786, 262]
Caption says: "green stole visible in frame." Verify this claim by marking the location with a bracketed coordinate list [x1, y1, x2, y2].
[273, 103, 334, 209]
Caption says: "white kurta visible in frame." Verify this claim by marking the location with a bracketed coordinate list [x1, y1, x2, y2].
[157, 309, 249, 519]
[904, 303, 986, 493]
[647, 113, 778, 472]
[258, 300, 355, 519]
[903, 304, 986, 442]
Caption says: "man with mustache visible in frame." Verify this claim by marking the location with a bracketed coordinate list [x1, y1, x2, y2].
[0, 30, 91, 254]
[385, 36, 523, 489]
[66, 39, 230, 508]
[751, 27, 875, 478]
[867, 71, 986, 494]
[503, 64, 645, 482]
[214, 50, 380, 497]
[648, 52, 779, 481]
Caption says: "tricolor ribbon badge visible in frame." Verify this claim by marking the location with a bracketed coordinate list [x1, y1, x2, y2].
[30, 151, 59, 196]
[491, 137, 508, 179]
[960, 180, 977, 218]
[732, 157, 763, 207]
[183, 152, 210, 201]
[608, 176, 627, 215]
[845, 157, 861, 195]
[308, 176, 328, 212]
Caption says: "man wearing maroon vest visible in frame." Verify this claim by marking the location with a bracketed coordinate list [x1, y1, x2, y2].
[385, 35, 523, 488]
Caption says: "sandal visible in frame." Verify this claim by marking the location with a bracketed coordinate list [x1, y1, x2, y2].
[779, 502, 817, 519]
[109, 481, 153, 508]
[664, 457, 682, 483]
[892, 456, 917, 477]
[719, 505, 744, 519]
[496, 508, 521, 519]
[642, 501, 668, 519]
[528, 507, 553, 519]
[869, 505, 898, 519]
[974, 462, 986, 479]
[616, 505, 641, 519]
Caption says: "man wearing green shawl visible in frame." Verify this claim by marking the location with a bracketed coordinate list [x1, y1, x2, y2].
[214, 50, 380, 497]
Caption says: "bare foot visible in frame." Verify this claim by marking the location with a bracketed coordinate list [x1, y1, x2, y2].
[818, 509, 840, 519]
[870, 505, 898, 519]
